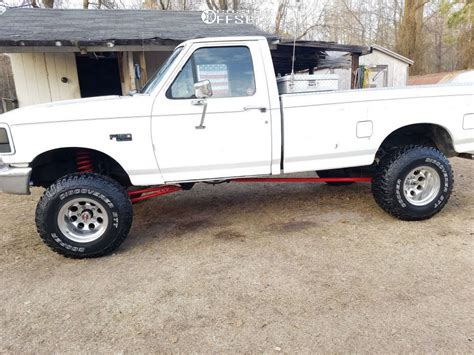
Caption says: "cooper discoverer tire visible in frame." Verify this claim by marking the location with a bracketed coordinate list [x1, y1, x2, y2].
[35, 173, 133, 258]
[372, 145, 453, 221]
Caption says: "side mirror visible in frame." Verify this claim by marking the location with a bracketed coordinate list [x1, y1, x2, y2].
[194, 80, 213, 99]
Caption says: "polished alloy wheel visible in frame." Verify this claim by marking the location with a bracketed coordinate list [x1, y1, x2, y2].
[403, 166, 441, 206]
[57, 197, 109, 243]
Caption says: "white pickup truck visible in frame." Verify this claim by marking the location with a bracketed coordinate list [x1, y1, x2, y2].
[0, 36, 473, 258]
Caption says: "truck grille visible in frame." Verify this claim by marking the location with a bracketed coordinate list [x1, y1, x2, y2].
[0, 128, 11, 153]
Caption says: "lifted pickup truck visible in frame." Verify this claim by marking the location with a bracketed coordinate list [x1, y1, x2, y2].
[0, 36, 473, 258]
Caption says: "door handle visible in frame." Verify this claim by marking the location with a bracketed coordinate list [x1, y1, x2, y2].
[243, 106, 267, 113]
[191, 99, 205, 106]
[195, 100, 208, 130]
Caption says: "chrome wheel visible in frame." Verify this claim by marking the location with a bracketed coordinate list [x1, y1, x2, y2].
[57, 197, 109, 243]
[403, 166, 441, 206]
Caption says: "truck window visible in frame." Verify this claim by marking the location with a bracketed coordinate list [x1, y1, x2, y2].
[167, 46, 256, 99]
[142, 46, 183, 94]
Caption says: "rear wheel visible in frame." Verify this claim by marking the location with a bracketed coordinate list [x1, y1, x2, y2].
[371, 145, 453, 221]
[35, 173, 133, 258]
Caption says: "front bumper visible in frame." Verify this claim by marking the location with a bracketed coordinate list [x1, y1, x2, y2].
[0, 165, 32, 195]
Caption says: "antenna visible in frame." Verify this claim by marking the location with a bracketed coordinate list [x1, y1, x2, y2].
[290, 0, 301, 86]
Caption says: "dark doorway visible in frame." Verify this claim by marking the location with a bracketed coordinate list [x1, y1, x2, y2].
[76, 53, 122, 97]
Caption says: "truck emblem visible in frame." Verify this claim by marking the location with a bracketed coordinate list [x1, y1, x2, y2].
[110, 134, 132, 142]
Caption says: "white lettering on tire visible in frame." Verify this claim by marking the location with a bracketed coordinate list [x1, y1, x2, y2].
[51, 233, 85, 253]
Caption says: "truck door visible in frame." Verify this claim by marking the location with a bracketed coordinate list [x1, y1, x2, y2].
[151, 42, 272, 182]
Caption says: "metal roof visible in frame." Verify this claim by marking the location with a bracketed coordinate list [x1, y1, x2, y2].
[0, 8, 276, 50]
[370, 44, 414, 65]
[279, 40, 370, 55]
[408, 70, 474, 85]
[273, 40, 369, 75]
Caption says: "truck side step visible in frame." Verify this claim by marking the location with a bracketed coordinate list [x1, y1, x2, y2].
[458, 153, 474, 160]
[128, 177, 372, 204]
[231, 177, 372, 183]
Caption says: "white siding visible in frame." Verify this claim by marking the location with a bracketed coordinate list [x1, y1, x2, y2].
[360, 50, 409, 87]
[119, 51, 136, 95]
[45, 53, 81, 101]
[9, 52, 80, 107]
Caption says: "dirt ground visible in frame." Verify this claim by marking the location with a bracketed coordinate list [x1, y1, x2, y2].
[0, 158, 473, 353]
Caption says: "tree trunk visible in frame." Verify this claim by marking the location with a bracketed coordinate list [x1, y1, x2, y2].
[143, 0, 157, 9]
[232, 0, 239, 11]
[42, 0, 54, 8]
[436, 25, 443, 72]
[206, 0, 218, 10]
[82, 0, 89, 9]
[396, 0, 427, 74]
[206, 0, 234, 10]
[275, 0, 288, 35]
[219, 0, 228, 10]
[159, 0, 170, 9]
[463, 3, 474, 69]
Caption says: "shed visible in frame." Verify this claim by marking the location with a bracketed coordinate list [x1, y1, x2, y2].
[314, 44, 413, 90]
[359, 44, 414, 87]
[0, 8, 369, 108]
[0, 8, 276, 107]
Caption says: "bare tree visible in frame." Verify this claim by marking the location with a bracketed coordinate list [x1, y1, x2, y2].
[143, 0, 184, 9]
[143, 0, 157, 8]
[447, 0, 473, 69]
[274, 0, 288, 35]
[396, 0, 428, 74]
[205, 0, 239, 10]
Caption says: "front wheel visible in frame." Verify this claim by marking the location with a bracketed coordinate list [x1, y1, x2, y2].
[371, 145, 453, 221]
[35, 173, 133, 258]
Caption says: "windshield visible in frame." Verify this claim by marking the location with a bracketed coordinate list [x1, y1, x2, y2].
[141, 46, 183, 94]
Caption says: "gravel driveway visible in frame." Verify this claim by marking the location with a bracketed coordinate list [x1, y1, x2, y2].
[1, 158, 473, 353]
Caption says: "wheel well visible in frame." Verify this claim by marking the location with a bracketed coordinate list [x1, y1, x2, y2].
[379, 124, 455, 157]
[30, 148, 131, 188]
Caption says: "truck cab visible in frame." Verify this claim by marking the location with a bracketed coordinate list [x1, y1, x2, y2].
[0, 36, 473, 258]
[146, 37, 281, 182]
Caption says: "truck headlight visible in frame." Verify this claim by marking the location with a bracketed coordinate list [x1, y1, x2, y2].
[0, 128, 12, 153]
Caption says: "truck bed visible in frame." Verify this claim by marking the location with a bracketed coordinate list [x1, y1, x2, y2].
[280, 83, 474, 173]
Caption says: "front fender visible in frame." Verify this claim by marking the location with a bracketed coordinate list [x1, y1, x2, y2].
[7, 117, 164, 186]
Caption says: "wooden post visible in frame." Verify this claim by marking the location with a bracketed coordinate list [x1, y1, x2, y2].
[118, 52, 127, 95]
[138, 52, 148, 88]
[127, 52, 136, 92]
[351, 53, 359, 89]
[118, 52, 136, 95]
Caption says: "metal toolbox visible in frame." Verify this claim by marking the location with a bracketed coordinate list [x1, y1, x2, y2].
[277, 74, 339, 94]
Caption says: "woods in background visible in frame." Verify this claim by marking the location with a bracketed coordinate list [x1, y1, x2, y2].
[261, 0, 472, 75]
[396, 0, 473, 73]
[1, 0, 472, 75]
